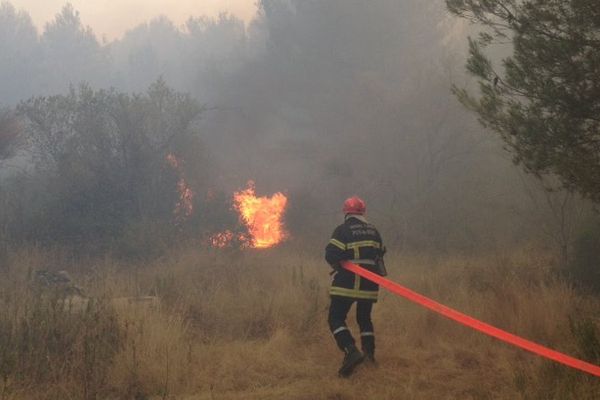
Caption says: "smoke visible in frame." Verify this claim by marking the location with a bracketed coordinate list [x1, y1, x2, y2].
[1, 0, 590, 252]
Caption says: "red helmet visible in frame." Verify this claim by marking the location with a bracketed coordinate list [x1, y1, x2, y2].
[343, 196, 366, 215]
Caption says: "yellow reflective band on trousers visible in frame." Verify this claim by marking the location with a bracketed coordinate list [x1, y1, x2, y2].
[329, 286, 379, 300]
[329, 238, 346, 250]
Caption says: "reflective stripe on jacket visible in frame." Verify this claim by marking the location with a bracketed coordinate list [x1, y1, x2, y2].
[325, 216, 384, 302]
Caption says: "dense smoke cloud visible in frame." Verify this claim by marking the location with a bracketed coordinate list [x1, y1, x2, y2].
[0, 0, 591, 253]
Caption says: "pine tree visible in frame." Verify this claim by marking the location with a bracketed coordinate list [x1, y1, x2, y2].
[447, 0, 600, 202]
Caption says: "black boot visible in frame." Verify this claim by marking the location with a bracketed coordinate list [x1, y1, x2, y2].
[338, 345, 364, 377]
[363, 349, 376, 365]
[361, 335, 376, 365]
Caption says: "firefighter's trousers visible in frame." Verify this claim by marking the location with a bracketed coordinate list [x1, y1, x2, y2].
[328, 296, 375, 354]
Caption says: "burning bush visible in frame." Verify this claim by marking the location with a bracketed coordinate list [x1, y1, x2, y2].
[208, 181, 289, 249]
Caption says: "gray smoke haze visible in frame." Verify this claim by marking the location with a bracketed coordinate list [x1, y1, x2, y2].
[0, 0, 591, 252]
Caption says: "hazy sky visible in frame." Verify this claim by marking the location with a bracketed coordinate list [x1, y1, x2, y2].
[10, 0, 257, 39]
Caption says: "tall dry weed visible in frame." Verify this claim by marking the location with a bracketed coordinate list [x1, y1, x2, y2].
[0, 245, 599, 399]
[0, 260, 121, 399]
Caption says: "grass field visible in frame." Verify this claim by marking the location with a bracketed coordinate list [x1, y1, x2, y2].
[1, 246, 599, 399]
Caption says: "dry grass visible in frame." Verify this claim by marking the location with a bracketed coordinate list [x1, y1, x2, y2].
[1, 245, 599, 399]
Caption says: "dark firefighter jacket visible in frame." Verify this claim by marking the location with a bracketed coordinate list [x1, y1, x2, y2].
[325, 216, 385, 302]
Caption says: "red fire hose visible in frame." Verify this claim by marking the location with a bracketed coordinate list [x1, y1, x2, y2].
[342, 261, 600, 378]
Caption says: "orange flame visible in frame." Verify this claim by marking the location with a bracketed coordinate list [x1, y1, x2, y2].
[166, 153, 194, 222]
[232, 181, 288, 249]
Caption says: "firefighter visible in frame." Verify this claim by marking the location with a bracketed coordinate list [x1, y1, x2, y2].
[325, 196, 386, 377]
